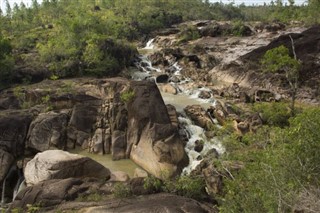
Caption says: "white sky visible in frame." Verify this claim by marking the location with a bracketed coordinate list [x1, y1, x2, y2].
[1, 0, 308, 12]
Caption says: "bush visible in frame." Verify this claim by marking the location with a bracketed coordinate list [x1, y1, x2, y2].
[253, 102, 291, 127]
[113, 183, 132, 198]
[143, 175, 163, 193]
[219, 108, 320, 213]
[163, 175, 207, 200]
[178, 25, 200, 43]
[0, 35, 14, 89]
[120, 90, 135, 103]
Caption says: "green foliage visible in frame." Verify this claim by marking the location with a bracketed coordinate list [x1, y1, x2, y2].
[285, 108, 320, 185]
[26, 203, 41, 213]
[49, 74, 59, 81]
[253, 102, 291, 127]
[261, 45, 301, 74]
[113, 183, 132, 198]
[0, 35, 14, 89]
[178, 25, 200, 43]
[143, 175, 163, 193]
[261, 45, 301, 115]
[231, 20, 249, 36]
[10, 208, 23, 213]
[120, 90, 135, 103]
[219, 108, 320, 212]
[163, 175, 207, 200]
[76, 192, 103, 202]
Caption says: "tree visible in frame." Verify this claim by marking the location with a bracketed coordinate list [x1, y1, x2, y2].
[0, 35, 14, 89]
[5, 0, 11, 17]
[261, 39, 301, 115]
[288, 0, 295, 6]
[308, 0, 320, 23]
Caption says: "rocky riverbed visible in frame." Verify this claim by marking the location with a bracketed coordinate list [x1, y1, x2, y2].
[1, 20, 319, 212]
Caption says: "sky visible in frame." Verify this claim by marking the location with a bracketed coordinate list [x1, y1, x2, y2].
[1, 0, 308, 11]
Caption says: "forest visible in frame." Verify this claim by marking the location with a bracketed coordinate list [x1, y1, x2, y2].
[0, 0, 320, 212]
[0, 0, 320, 89]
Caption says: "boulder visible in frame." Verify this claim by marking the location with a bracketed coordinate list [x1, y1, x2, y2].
[109, 171, 130, 182]
[198, 90, 211, 99]
[184, 105, 213, 130]
[208, 101, 228, 125]
[166, 104, 179, 128]
[24, 150, 111, 186]
[26, 111, 69, 152]
[127, 81, 187, 180]
[255, 89, 275, 102]
[0, 111, 33, 157]
[194, 140, 204, 153]
[129, 177, 150, 195]
[133, 168, 148, 178]
[158, 83, 178, 95]
[156, 74, 169, 83]
[10, 177, 106, 210]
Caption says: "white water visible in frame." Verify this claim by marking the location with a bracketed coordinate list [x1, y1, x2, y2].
[135, 40, 225, 174]
[143, 38, 155, 49]
[162, 92, 224, 174]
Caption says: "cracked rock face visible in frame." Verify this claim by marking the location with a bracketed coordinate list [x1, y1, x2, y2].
[24, 150, 111, 186]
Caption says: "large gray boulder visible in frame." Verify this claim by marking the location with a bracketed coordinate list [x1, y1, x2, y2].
[127, 81, 188, 180]
[0, 111, 33, 157]
[24, 150, 110, 186]
[10, 177, 106, 210]
[26, 111, 69, 151]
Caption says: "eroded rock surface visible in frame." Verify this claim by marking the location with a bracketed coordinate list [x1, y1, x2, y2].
[24, 150, 111, 186]
[0, 77, 187, 187]
[128, 81, 188, 179]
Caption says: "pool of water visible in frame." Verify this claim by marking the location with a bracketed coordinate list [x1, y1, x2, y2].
[69, 148, 139, 177]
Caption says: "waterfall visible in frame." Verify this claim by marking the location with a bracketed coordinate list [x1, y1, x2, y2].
[134, 37, 225, 175]
[179, 115, 225, 175]
[143, 38, 155, 49]
[0, 165, 24, 208]
[13, 172, 25, 201]
[135, 55, 161, 73]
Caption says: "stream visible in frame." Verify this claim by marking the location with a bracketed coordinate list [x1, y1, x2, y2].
[0, 39, 224, 210]
[136, 39, 224, 174]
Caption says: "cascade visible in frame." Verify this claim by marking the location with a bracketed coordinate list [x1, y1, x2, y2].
[135, 38, 225, 175]
[12, 171, 25, 201]
[144, 38, 155, 49]
[0, 165, 24, 208]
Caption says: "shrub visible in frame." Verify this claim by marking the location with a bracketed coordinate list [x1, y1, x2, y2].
[0, 35, 14, 89]
[120, 90, 135, 103]
[76, 192, 103, 202]
[113, 183, 132, 198]
[218, 108, 320, 213]
[253, 102, 291, 127]
[143, 175, 163, 193]
[178, 25, 200, 43]
[163, 175, 207, 200]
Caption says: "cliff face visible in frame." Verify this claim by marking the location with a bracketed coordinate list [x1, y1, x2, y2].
[0, 77, 187, 191]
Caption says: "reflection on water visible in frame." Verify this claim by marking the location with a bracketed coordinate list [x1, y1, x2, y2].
[69, 148, 139, 177]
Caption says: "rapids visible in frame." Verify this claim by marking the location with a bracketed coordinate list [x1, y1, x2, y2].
[136, 38, 225, 174]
